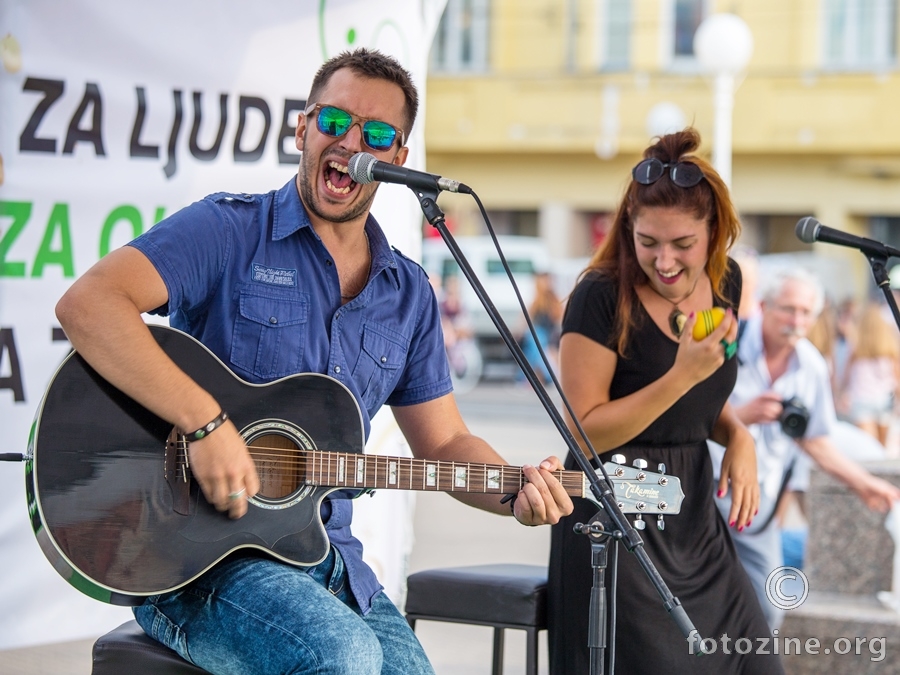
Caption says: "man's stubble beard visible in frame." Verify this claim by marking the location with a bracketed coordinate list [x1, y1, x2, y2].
[297, 152, 376, 225]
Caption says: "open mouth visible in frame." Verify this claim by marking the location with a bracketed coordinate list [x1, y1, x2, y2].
[656, 269, 683, 285]
[324, 160, 356, 195]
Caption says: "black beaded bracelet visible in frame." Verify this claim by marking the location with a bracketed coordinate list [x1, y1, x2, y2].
[185, 411, 228, 442]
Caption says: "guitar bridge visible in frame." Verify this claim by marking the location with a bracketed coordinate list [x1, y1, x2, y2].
[165, 430, 194, 515]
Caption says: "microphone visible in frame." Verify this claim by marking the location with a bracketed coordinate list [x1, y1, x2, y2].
[795, 217, 900, 259]
[348, 152, 471, 194]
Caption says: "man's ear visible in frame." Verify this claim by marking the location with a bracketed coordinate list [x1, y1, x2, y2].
[295, 112, 308, 151]
[392, 145, 409, 167]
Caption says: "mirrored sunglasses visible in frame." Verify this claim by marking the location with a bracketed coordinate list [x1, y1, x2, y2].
[305, 103, 405, 151]
[632, 157, 705, 188]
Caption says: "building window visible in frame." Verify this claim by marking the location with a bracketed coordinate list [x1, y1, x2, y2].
[483, 210, 539, 237]
[823, 0, 896, 70]
[662, 0, 709, 69]
[740, 214, 813, 254]
[430, 0, 490, 73]
[870, 216, 900, 250]
[598, 0, 632, 71]
[674, 0, 705, 56]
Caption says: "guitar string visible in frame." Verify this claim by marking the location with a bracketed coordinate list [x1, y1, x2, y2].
[172, 445, 583, 487]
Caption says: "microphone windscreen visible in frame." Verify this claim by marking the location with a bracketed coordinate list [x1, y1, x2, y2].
[795, 216, 820, 244]
[348, 152, 377, 184]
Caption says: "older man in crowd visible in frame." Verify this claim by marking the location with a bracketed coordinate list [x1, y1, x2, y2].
[710, 267, 900, 629]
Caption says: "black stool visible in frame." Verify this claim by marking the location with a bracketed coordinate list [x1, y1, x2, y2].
[405, 564, 548, 675]
[92, 620, 208, 674]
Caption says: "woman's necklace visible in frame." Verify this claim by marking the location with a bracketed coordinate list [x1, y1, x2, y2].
[651, 275, 701, 337]
[340, 231, 371, 300]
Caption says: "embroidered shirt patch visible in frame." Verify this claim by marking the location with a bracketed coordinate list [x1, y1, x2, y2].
[252, 264, 297, 287]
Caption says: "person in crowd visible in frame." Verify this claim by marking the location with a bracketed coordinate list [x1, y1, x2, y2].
[438, 273, 483, 393]
[548, 127, 782, 674]
[839, 302, 900, 447]
[55, 48, 573, 675]
[711, 269, 900, 630]
[731, 243, 761, 324]
[833, 296, 859, 407]
[520, 271, 564, 385]
[806, 296, 837, 381]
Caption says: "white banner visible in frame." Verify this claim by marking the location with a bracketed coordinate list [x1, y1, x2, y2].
[0, 0, 442, 648]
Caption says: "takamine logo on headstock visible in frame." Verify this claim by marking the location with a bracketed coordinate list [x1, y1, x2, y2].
[590, 453, 686, 532]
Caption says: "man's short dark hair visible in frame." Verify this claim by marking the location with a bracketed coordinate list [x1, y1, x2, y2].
[308, 48, 419, 140]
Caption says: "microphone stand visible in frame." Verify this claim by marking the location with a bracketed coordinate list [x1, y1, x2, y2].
[412, 187, 702, 674]
[866, 252, 900, 333]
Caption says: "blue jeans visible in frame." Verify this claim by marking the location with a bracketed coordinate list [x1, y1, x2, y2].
[133, 548, 435, 675]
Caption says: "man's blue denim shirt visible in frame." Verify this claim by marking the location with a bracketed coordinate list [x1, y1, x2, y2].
[129, 177, 452, 613]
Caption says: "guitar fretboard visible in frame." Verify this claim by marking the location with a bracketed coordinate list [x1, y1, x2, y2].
[304, 450, 586, 497]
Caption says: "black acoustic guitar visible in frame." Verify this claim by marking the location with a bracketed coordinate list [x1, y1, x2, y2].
[25, 325, 684, 605]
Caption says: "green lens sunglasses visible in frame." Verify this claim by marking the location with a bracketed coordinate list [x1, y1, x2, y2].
[304, 103, 406, 151]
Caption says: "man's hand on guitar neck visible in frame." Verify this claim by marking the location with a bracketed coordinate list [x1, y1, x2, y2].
[189, 422, 260, 519]
[510, 456, 573, 526]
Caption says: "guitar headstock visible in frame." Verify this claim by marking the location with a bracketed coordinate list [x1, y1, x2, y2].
[584, 454, 685, 531]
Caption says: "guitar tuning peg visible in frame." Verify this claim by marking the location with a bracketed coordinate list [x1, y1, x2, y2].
[657, 463, 666, 475]
[632, 458, 647, 481]
[633, 514, 646, 530]
[657, 515, 665, 531]
[611, 453, 626, 465]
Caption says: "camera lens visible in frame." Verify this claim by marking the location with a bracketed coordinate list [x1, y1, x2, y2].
[779, 397, 809, 439]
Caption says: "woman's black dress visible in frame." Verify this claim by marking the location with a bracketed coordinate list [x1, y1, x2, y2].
[548, 263, 784, 674]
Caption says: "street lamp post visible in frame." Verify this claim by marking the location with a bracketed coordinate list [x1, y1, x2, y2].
[693, 14, 754, 189]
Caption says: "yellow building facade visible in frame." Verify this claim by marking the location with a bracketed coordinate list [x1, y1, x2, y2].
[424, 0, 900, 300]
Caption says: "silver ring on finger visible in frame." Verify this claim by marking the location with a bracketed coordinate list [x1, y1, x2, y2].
[228, 487, 246, 500]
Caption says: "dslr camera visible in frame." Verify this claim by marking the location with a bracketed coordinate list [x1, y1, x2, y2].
[779, 397, 810, 439]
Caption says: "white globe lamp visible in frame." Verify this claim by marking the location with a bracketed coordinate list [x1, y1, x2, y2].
[693, 14, 754, 188]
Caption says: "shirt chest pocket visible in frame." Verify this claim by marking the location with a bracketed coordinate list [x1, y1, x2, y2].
[231, 289, 309, 380]
[353, 323, 409, 413]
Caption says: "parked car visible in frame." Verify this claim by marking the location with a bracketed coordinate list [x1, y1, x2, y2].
[422, 235, 551, 375]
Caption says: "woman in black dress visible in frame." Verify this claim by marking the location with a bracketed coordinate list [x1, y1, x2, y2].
[548, 129, 783, 674]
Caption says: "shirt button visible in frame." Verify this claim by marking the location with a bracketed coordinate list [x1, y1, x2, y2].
[334, 365, 341, 374]
[326, 259, 333, 266]
[269, 317, 278, 324]
[380, 356, 387, 363]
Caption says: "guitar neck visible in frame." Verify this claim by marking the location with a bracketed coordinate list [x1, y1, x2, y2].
[304, 450, 585, 498]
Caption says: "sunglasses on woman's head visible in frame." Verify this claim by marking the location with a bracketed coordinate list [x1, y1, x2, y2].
[632, 157, 705, 188]
[304, 103, 405, 151]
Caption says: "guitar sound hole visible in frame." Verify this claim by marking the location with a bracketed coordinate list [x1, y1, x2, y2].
[248, 434, 306, 500]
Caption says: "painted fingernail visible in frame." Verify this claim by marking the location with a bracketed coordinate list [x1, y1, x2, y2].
[738, 526, 744, 532]
[717, 489, 724, 498]
[754, 509, 759, 515]
[729, 520, 735, 527]
[747, 520, 753, 527]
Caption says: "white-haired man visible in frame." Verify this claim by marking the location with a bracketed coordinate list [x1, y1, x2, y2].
[710, 267, 900, 629]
